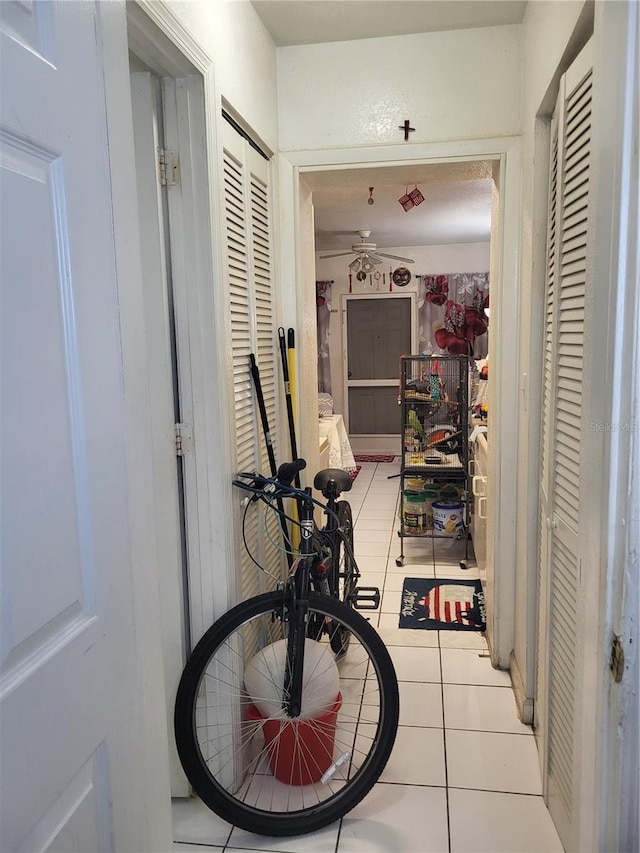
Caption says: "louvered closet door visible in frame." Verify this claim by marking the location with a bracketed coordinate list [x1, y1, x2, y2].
[222, 120, 282, 602]
[537, 41, 592, 849]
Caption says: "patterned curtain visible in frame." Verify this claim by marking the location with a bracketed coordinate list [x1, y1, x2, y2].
[418, 272, 489, 358]
[316, 281, 332, 393]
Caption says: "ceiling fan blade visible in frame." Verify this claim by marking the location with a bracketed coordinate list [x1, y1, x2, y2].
[366, 253, 384, 264]
[319, 251, 353, 259]
[377, 252, 415, 264]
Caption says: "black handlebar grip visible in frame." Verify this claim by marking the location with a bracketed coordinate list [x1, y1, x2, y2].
[276, 459, 306, 485]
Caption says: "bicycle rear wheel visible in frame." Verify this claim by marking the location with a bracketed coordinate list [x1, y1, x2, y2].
[174, 591, 399, 837]
[329, 500, 357, 655]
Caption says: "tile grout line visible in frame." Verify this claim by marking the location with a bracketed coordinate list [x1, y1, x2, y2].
[434, 537, 453, 853]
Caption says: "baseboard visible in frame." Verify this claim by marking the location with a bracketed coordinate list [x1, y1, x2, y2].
[349, 434, 399, 456]
[510, 650, 534, 725]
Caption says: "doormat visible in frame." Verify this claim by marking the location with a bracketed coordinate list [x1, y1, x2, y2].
[354, 455, 396, 463]
[399, 578, 486, 631]
[349, 465, 362, 483]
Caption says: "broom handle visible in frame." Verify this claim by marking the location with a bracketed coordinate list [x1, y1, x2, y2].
[249, 353, 293, 563]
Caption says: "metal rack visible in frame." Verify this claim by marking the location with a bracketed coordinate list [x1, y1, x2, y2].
[395, 355, 470, 568]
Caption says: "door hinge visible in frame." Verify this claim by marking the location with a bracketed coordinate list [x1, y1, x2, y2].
[157, 148, 180, 187]
[610, 633, 625, 683]
[174, 422, 193, 456]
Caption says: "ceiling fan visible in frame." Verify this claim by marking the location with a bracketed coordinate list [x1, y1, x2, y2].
[319, 230, 414, 273]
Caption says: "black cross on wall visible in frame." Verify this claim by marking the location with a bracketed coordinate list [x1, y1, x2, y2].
[398, 119, 415, 141]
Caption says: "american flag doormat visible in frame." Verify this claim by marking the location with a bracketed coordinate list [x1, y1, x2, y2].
[399, 578, 486, 631]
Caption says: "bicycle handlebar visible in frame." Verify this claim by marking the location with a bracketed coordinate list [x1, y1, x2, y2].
[233, 458, 344, 533]
[275, 458, 307, 485]
[233, 458, 308, 500]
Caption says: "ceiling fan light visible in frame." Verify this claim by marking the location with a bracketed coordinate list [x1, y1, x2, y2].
[348, 257, 361, 271]
[362, 259, 375, 273]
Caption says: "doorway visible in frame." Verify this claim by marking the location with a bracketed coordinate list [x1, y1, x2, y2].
[343, 293, 417, 454]
[293, 141, 521, 675]
[128, 60, 191, 794]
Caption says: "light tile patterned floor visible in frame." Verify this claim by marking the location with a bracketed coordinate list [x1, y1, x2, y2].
[172, 461, 564, 853]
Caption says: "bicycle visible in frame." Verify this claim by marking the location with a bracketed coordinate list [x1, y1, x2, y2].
[174, 459, 400, 837]
[308, 463, 381, 654]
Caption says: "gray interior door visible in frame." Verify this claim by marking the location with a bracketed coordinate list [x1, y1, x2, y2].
[345, 295, 413, 434]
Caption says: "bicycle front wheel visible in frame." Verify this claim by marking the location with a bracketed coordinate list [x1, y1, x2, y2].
[174, 591, 399, 837]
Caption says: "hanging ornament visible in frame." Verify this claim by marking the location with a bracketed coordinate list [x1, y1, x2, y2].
[398, 183, 424, 211]
[348, 271, 353, 294]
[392, 266, 412, 287]
[389, 266, 393, 291]
[409, 185, 425, 206]
[398, 185, 414, 211]
[368, 186, 375, 205]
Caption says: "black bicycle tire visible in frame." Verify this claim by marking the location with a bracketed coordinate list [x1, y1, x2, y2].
[174, 591, 399, 837]
[329, 501, 357, 655]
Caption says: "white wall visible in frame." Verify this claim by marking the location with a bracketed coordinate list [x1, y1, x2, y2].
[168, 0, 278, 151]
[277, 26, 521, 150]
[316, 241, 490, 416]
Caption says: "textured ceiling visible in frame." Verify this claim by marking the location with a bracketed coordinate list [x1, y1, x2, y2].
[306, 161, 495, 250]
[251, 1, 527, 47]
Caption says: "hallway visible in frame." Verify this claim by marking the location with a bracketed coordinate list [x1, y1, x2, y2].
[172, 460, 564, 852]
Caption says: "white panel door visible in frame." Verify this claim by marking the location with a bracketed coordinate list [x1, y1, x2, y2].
[1, 3, 157, 849]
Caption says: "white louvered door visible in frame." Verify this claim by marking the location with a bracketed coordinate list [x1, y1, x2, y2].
[222, 120, 282, 602]
[537, 42, 592, 849]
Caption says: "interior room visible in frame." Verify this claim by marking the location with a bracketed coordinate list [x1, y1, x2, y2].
[1, 2, 638, 853]
[310, 161, 492, 458]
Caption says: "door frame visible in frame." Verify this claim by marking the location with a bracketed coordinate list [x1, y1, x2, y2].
[126, 1, 236, 801]
[127, 1, 235, 642]
[342, 291, 417, 454]
[279, 137, 521, 669]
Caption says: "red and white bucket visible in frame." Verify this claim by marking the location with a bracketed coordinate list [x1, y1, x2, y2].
[246, 693, 343, 785]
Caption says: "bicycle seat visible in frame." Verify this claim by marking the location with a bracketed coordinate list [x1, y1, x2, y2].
[313, 468, 353, 497]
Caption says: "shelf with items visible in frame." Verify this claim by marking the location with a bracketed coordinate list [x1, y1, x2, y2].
[396, 355, 471, 568]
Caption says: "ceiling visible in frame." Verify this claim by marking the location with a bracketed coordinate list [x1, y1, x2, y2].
[305, 161, 496, 251]
[251, 1, 526, 252]
[251, 1, 527, 47]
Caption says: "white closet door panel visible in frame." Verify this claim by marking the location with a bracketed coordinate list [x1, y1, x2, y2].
[222, 125, 257, 602]
[246, 148, 281, 586]
[538, 39, 593, 850]
[222, 120, 281, 600]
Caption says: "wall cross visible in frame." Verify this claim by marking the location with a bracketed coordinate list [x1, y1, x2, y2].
[398, 119, 415, 141]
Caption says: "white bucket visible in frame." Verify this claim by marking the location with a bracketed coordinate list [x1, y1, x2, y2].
[431, 500, 464, 536]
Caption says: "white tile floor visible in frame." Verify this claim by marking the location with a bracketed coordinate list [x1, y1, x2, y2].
[172, 461, 564, 853]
